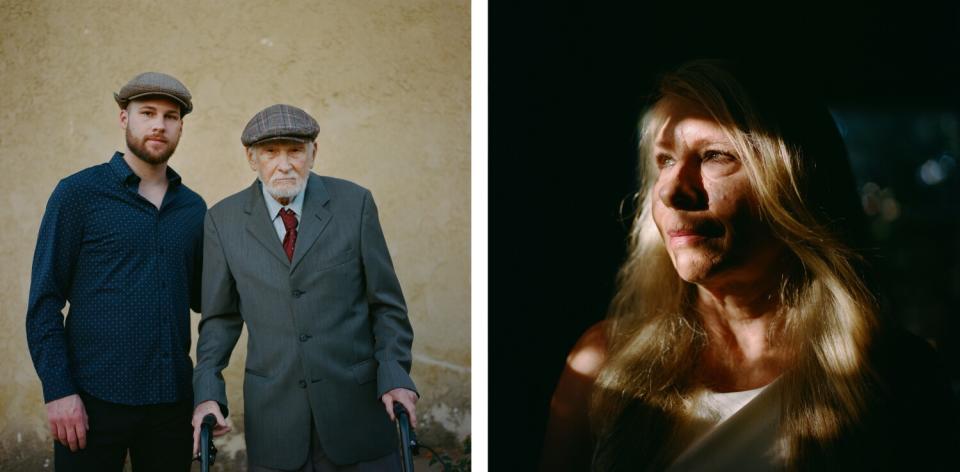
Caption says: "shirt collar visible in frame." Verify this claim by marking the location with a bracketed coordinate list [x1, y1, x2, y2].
[262, 177, 308, 221]
[108, 151, 183, 188]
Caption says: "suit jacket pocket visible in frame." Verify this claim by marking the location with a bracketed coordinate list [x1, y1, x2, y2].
[245, 367, 271, 379]
[315, 247, 357, 271]
[350, 359, 377, 384]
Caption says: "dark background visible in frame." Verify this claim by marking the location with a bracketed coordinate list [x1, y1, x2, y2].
[490, 2, 960, 470]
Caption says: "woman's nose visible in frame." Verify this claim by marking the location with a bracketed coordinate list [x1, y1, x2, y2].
[658, 159, 707, 210]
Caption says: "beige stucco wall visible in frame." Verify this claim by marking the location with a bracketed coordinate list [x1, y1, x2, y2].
[0, 0, 470, 467]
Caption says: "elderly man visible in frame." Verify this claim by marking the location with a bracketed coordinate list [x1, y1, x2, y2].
[26, 72, 205, 471]
[192, 104, 417, 471]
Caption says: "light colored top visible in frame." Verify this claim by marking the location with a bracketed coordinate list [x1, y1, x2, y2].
[667, 380, 783, 471]
[260, 179, 307, 241]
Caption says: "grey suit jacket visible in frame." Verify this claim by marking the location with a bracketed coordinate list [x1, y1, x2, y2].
[193, 173, 416, 469]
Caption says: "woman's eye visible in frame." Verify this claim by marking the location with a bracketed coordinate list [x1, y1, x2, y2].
[656, 153, 675, 168]
[703, 150, 736, 162]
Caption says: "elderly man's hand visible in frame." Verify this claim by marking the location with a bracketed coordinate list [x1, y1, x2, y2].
[381, 388, 418, 428]
[46, 394, 89, 452]
[191, 400, 231, 458]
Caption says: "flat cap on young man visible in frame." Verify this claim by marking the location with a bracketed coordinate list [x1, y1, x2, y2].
[114, 71, 194, 116]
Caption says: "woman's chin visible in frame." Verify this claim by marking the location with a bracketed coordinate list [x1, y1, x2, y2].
[671, 253, 721, 284]
[674, 266, 712, 285]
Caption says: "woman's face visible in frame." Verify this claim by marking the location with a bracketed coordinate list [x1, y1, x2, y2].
[650, 97, 785, 290]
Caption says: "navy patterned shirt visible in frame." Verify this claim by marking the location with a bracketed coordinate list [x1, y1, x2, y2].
[26, 152, 205, 405]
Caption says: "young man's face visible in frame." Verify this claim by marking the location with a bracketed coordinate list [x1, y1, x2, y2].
[120, 97, 183, 165]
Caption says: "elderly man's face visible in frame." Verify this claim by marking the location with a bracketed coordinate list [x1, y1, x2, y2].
[247, 139, 316, 203]
[120, 98, 183, 165]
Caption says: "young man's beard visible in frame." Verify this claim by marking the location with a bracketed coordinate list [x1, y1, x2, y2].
[126, 128, 178, 166]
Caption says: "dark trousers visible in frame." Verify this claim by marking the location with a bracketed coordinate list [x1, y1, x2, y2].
[248, 417, 402, 472]
[54, 392, 193, 472]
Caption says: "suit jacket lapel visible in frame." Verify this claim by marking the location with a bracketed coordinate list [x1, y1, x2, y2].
[291, 173, 332, 272]
[243, 180, 291, 267]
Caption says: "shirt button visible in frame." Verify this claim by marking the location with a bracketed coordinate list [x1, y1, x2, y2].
[298, 380, 307, 388]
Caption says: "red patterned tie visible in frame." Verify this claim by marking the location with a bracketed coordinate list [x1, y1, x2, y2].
[279, 208, 298, 262]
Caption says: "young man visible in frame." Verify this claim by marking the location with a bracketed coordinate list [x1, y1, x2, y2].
[192, 104, 417, 471]
[26, 72, 205, 471]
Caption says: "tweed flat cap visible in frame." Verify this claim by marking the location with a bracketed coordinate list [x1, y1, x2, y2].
[114, 72, 193, 116]
[241, 104, 320, 146]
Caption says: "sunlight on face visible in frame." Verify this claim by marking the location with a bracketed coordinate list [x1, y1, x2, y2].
[650, 97, 783, 290]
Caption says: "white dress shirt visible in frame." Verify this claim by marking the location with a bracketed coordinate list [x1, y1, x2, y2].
[261, 179, 308, 241]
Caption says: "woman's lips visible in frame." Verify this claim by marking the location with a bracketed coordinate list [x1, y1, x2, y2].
[667, 224, 722, 247]
[667, 230, 708, 247]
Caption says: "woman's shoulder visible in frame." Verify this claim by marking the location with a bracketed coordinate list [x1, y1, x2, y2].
[565, 320, 610, 380]
[548, 320, 611, 410]
[541, 320, 610, 472]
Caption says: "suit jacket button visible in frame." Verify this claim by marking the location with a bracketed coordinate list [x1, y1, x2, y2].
[299, 334, 309, 342]
[292, 289, 303, 298]
[299, 379, 307, 388]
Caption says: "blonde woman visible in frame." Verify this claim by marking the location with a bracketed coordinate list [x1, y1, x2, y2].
[541, 60, 957, 471]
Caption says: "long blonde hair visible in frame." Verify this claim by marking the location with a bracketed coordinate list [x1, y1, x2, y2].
[590, 60, 878, 470]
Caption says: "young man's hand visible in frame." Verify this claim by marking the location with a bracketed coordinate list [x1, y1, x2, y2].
[46, 394, 89, 452]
